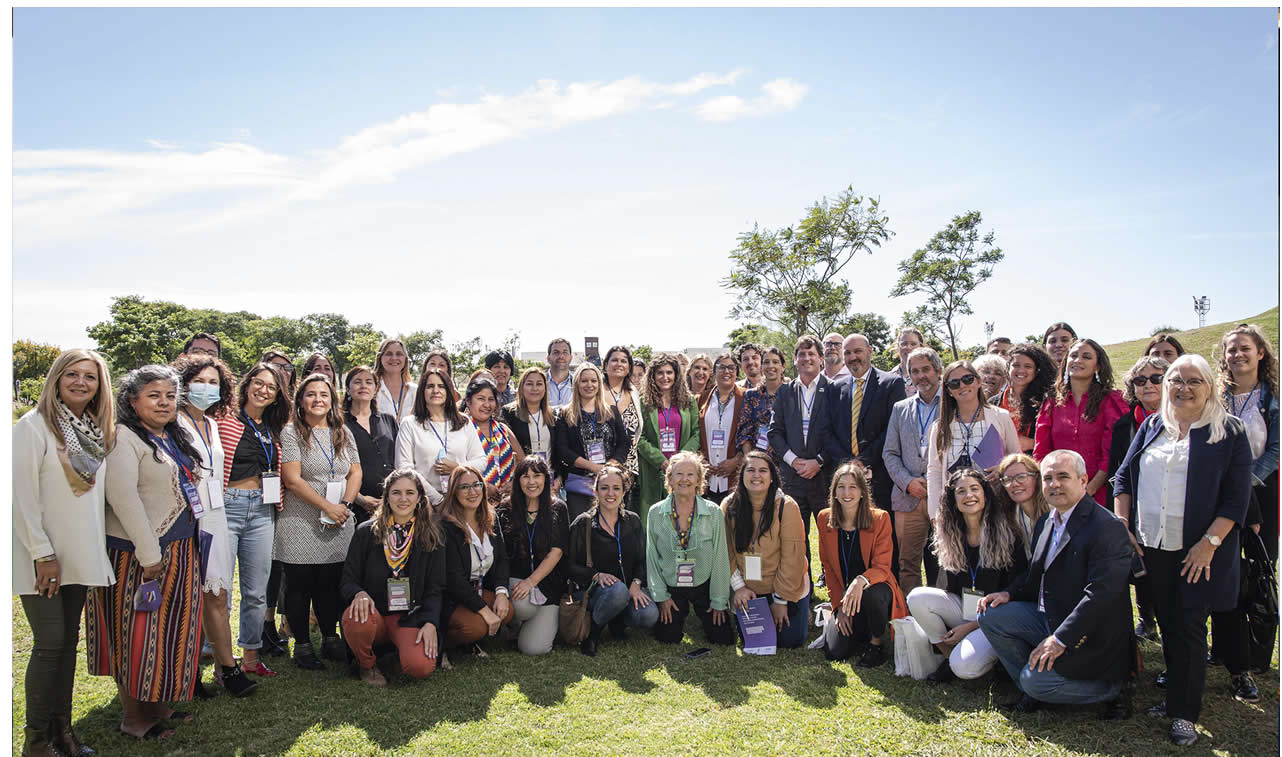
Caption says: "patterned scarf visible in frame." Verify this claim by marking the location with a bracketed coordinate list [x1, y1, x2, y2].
[477, 420, 514, 487]
[54, 399, 107, 496]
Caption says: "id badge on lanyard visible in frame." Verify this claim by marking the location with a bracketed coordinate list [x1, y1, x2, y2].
[261, 472, 282, 505]
[204, 474, 224, 510]
[962, 589, 983, 622]
[387, 577, 411, 612]
[744, 554, 763, 582]
[711, 430, 727, 450]
[676, 560, 696, 587]
[588, 441, 606, 465]
[660, 429, 677, 454]
[756, 424, 770, 450]
[181, 477, 204, 518]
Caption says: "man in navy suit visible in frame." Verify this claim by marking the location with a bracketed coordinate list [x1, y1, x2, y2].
[977, 449, 1134, 717]
[767, 335, 834, 573]
[824, 334, 907, 563]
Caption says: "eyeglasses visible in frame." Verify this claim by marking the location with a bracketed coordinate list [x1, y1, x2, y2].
[945, 374, 978, 390]
[1131, 374, 1165, 387]
[823, 341, 842, 348]
[1000, 472, 1037, 486]
[249, 379, 278, 394]
[457, 482, 485, 492]
[1166, 377, 1207, 388]
[715, 364, 738, 373]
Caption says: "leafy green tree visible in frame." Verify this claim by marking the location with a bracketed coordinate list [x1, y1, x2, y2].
[1150, 325, 1181, 336]
[449, 337, 484, 384]
[630, 345, 654, 363]
[722, 186, 893, 341]
[890, 211, 1004, 358]
[87, 295, 196, 373]
[339, 330, 385, 373]
[724, 324, 792, 358]
[835, 312, 892, 354]
[14, 339, 61, 384]
[401, 329, 445, 371]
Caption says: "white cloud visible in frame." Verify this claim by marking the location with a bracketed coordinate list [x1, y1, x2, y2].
[697, 78, 809, 122]
[15, 69, 799, 239]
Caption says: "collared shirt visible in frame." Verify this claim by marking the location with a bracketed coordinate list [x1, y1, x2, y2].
[645, 496, 732, 610]
[547, 375, 574, 408]
[706, 391, 736, 493]
[1039, 501, 1079, 612]
[1136, 423, 1200, 550]
[467, 524, 495, 584]
[913, 390, 941, 457]
[783, 375, 821, 465]
[824, 364, 852, 383]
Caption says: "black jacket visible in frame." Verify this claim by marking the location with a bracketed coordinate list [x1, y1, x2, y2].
[1005, 495, 1133, 681]
[440, 520, 511, 621]
[553, 410, 629, 481]
[1104, 407, 1142, 513]
[942, 541, 1029, 597]
[340, 520, 445, 629]
[566, 509, 648, 590]
[495, 497, 571, 603]
[825, 368, 908, 509]
[499, 405, 557, 458]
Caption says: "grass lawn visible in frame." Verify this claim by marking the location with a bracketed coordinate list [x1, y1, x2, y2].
[1102, 307, 1279, 371]
[11, 548, 1279, 757]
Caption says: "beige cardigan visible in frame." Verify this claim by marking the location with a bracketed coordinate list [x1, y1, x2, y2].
[722, 493, 809, 603]
[104, 425, 193, 567]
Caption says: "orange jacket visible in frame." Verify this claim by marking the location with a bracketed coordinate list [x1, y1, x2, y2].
[816, 506, 908, 622]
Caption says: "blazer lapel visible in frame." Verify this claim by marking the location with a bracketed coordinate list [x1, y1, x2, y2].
[1031, 514, 1054, 567]
[858, 526, 875, 573]
[1047, 497, 1092, 568]
[858, 370, 879, 428]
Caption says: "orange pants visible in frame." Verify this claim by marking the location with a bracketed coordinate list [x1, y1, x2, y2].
[340, 608, 437, 679]
[446, 590, 516, 646]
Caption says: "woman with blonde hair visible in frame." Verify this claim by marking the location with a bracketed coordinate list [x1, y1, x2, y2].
[687, 353, 714, 406]
[993, 453, 1050, 558]
[15, 349, 116, 754]
[374, 338, 416, 422]
[553, 362, 629, 521]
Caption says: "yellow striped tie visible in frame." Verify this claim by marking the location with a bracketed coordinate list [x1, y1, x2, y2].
[850, 378, 864, 457]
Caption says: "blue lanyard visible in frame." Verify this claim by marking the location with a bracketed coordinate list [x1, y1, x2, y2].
[148, 431, 193, 482]
[838, 529, 859, 583]
[388, 383, 407, 418]
[242, 412, 275, 471]
[800, 384, 816, 418]
[715, 392, 731, 425]
[531, 414, 542, 445]
[182, 409, 213, 471]
[966, 545, 979, 589]
[1231, 385, 1260, 417]
[551, 378, 571, 404]
[915, 398, 938, 444]
[660, 406, 677, 431]
[609, 386, 623, 409]
[598, 513, 624, 581]
[428, 419, 448, 453]
[525, 515, 538, 574]
[583, 411, 598, 439]
[957, 406, 982, 455]
[315, 427, 337, 478]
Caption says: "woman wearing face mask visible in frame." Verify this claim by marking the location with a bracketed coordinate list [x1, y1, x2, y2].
[439, 467, 515, 656]
[637, 354, 702, 519]
[602, 346, 644, 511]
[277, 374, 362, 670]
[553, 363, 630, 522]
[925, 361, 1021, 523]
[302, 353, 337, 386]
[816, 461, 908, 665]
[647, 452, 735, 646]
[995, 344, 1056, 454]
[908, 468, 1028, 683]
[172, 354, 257, 697]
[343, 365, 398, 525]
[723, 451, 812, 650]
[993, 453, 1050, 559]
[500, 367, 559, 483]
[216, 363, 291, 671]
[88, 365, 206, 741]
[1034, 339, 1129, 506]
[374, 339, 416, 422]
[395, 368, 487, 505]
[495, 457, 569, 655]
[462, 376, 524, 501]
[14, 350, 115, 756]
[340, 468, 445, 687]
[736, 346, 787, 459]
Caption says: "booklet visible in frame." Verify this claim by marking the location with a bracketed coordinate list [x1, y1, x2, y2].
[970, 424, 1006, 470]
[736, 597, 777, 655]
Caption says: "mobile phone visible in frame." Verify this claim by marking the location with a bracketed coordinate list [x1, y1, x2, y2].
[683, 647, 712, 660]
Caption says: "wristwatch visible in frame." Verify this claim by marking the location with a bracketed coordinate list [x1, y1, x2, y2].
[1203, 533, 1222, 547]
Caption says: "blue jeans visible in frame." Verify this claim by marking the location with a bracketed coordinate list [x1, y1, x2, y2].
[223, 488, 275, 650]
[979, 600, 1121, 705]
[587, 580, 660, 629]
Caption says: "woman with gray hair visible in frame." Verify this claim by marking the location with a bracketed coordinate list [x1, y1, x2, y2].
[972, 353, 1009, 403]
[1113, 354, 1252, 746]
[86, 364, 206, 742]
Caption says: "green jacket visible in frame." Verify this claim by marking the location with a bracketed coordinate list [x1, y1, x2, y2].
[645, 495, 731, 610]
[636, 398, 702, 517]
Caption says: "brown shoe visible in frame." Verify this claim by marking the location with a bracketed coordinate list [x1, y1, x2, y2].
[21, 725, 63, 757]
[359, 665, 388, 688]
[49, 715, 94, 757]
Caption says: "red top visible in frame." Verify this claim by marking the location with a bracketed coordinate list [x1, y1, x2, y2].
[1033, 389, 1128, 505]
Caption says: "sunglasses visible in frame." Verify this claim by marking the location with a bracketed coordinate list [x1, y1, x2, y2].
[1131, 374, 1165, 387]
[945, 374, 978, 390]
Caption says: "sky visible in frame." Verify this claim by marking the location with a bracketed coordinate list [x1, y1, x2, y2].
[11, 7, 1280, 359]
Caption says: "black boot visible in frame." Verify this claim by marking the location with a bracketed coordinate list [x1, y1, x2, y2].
[293, 641, 324, 670]
[580, 622, 604, 657]
[262, 619, 285, 656]
[49, 715, 93, 757]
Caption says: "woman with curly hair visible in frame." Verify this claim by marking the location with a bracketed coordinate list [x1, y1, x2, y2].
[1034, 338, 1128, 506]
[995, 344, 1056, 454]
[637, 353, 702, 516]
[907, 467, 1028, 683]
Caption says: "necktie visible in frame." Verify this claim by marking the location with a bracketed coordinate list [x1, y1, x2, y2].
[850, 378, 864, 457]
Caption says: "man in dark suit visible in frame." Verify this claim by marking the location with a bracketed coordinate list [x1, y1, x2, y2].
[977, 449, 1134, 717]
[824, 334, 907, 562]
[767, 335, 834, 573]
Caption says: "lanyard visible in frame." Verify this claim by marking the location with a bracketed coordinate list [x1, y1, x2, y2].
[315, 427, 337, 478]
[388, 383, 407, 418]
[800, 383, 816, 418]
[478, 420, 496, 448]
[183, 409, 213, 471]
[597, 513, 625, 580]
[583, 411, 598, 439]
[715, 391, 732, 425]
[428, 419, 448, 453]
[609, 386, 623, 409]
[966, 544, 979, 589]
[1231, 385, 1260, 417]
[148, 432, 194, 483]
[242, 412, 275, 471]
[957, 406, 982, 456]
[551, 377, 571, 405]
[915, 398, 938, 444]
[525, 515, 539, 574]
[531, 414, 542, 446]
[671, 505, 694, 551]
[660, 406, 677, 431]
[838, 529, 859, 583]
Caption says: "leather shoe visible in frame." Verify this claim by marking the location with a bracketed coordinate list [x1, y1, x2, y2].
[1000, 694, 1042, 713]
[579, 637, 598, 657]
[359, 665, 388, 688]
[292, 642, 325, 671]
[856, 644, 887, 668]
[321, 636, 349, 663]
[22, 725, 61, 757]
[926, 658, 955, 683]
[1230, 672, 1259, 704]
[49, 715, 94, 757]
[1099, 687, 1133, 720]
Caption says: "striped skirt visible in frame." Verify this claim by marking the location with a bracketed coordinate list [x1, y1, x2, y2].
[85, 537, 204, 701]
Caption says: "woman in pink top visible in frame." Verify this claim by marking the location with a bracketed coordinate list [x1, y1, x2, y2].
[1033, 338, 1128, 506]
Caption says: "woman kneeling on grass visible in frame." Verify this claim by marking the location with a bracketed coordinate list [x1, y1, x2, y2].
[439, 466, 515, 661]
[340, 468, 445, 687]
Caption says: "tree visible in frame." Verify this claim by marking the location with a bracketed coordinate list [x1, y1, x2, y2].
[449, 337, 484, 384]
[87, 295, 196, 373]
[890, 211, 1004, 358]
[1150, 325, 1181, 336]
[13, 339, 61, 402]
[399, 329, 445, 371]
[339, 329, 385, 372]
[630, 345, 654, 363]
[722, 186, 893, 341]
[835, 312, 891, 354]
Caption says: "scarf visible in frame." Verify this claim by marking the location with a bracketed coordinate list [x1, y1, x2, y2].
[477, 420, 514, 487]
[54, 399, 107, 496]
[384, 521, 415, 577]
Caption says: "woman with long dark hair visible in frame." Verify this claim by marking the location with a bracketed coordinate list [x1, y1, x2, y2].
[495, 456, 569, 655]
[637, 353, 701, 516]
[994, 344, 1056, 454]
[602, 345, 644, 510]
[395, 367, 486, 505]
[461, 376, 524, 500]
[343, 365, 398, 525]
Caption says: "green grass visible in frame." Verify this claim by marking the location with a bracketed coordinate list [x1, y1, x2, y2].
[1102, 307, 1279, 372]
[12, 548, 1279, 757]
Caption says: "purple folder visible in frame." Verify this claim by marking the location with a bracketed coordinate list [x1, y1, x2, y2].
[971, 424, 1005, 470]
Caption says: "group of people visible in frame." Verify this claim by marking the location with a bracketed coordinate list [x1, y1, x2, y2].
[13, 322, 1277, 753]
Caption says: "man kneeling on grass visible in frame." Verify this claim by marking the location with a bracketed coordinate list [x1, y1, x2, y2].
[976, 449, 1134, 718]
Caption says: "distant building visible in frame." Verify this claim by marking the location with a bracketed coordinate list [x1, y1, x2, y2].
[584, 337, 601, 366]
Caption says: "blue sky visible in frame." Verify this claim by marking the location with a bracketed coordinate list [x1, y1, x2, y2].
[13, 7, 1279, 358]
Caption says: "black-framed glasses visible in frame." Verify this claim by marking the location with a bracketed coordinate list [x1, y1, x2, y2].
[715, 364, 738, 373]
[1131, 374, 1165, 386]
[945, 374, 978, 390]
[1000, 472, 1037, 486]
[823, 340, 842, 348]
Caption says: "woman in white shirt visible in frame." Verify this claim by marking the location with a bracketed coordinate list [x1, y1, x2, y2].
[395, 367, 486, 504]
[375, 339, 417, 422]
[13, 349, 116, 756]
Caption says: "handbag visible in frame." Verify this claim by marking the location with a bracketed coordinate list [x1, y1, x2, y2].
[566, 473, 595, 497]
[558, 519, 595, 644]
[891, 616, 942, 680]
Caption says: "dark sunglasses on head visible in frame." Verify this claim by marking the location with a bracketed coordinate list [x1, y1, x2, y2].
[1131, 374, 1165, 386]
[945, 374, 978, 390]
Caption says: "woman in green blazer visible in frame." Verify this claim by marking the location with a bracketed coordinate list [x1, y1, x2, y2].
[636, 353, 702, 521]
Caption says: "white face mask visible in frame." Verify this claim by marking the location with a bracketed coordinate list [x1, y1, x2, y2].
[187, 383, 220, 411]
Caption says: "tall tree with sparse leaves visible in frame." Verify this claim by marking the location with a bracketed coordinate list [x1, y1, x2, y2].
[722, 186, 892, 341]
[890, 211, 1004, 358]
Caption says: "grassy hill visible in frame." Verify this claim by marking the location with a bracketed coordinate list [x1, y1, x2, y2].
[1103, 306, 1279, 372]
